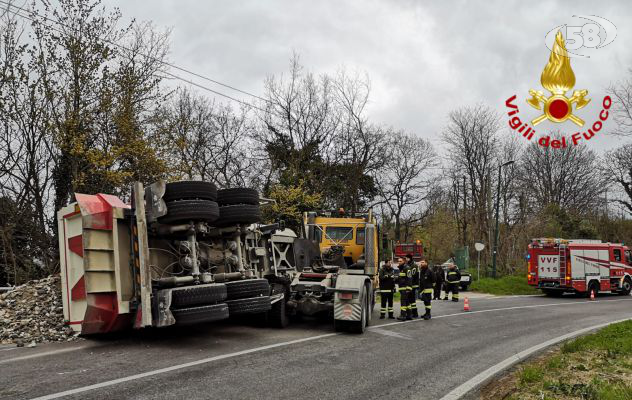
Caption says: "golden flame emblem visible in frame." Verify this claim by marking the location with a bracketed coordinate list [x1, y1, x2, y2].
[527, 31, 590, 126]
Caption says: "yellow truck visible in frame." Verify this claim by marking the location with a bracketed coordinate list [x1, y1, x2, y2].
[287, 210, 379, 333]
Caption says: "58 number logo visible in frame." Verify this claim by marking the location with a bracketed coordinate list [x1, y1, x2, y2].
[545, 15, 617, 58]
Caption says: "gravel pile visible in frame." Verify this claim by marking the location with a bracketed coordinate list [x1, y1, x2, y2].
[0, 275, 79, 346]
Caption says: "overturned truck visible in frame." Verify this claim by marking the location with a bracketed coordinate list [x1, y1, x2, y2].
[58, 181, 378, 335]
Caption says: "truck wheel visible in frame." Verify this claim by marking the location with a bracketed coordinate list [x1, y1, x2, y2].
[619, 278, 632, 296]
[227, 296, 272, 315]
[587, 281, 599, 298]
[160, 199, 220, 224]
[172, 303, 229, 325]
[215, 204, 262, 227]
[334, 320, 348, 332]
[217, 188, 259, 206]
[269, 296, 289, 328]
[225, 279, 270, 300]
[460, 284, 469, 291]
[170, 283, 227, 308]
[163, 181, 218, 202]
[349, 287, 367, 334]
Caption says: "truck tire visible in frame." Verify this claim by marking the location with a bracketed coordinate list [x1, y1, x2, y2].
[160, 199, 220, 224]
[587, 281, 599, 298]
[349, 286, 368, 334]
[619, 277, 632, 296]
[269, 296, 289, 328]
[215, 204, 261, 227]
[163, 181, 218, 202]
[172, 303, 229, 325]
[217, 188, 259, 206]
[170, 283, 227, 308]
[226, 296, 271, 315]
[225, 279, 270, 300]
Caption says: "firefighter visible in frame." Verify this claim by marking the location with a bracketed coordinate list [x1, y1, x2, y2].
[418, 258, 435, 319]
[443, 263, 461, 302]
[378, 260, 396, 319]
[407, 254, 420, 318]
[396, 257, 412, 321]
[433, 264, 444, 300]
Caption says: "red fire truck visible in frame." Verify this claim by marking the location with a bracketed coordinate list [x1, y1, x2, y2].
[527, 238, 632, 297]
[394, 241, 424, 261]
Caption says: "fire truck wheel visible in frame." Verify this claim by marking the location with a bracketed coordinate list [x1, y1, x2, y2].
[226, 296, 272, 315]
[170, 283, 227, 308]
[215, 204, 261, 227]
[172, 303, 229, 325]
[587, 281, 599, 298]
[163, 181, 218, 202]
[217, 188, 259, 206]
[225, 279, 270, 300]
[620, 277, 632, 296]
[160, 199, 220, 224]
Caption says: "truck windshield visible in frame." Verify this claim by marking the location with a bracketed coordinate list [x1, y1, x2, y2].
[325, 227, 353, 241]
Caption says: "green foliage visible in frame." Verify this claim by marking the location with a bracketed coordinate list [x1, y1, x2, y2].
[518, 365, 544, 385]
[262, 181, 323, 231]
[562, 320, 632, 355]
[469, 275, 540, 295]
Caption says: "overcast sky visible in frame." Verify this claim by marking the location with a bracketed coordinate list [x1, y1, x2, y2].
[112, 0, 632, 155]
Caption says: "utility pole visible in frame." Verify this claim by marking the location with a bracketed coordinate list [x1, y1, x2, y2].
[492, 160, 515, 279]
[462, 176, 467, 246]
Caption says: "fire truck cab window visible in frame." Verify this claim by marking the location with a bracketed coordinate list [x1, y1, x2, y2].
[325, 227, 353, 241]
[356, 227, 365, 245]
[626, 250, 632, 265]
[613, 248, 622, 262]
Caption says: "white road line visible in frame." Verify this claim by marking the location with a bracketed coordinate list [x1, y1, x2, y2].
[28, 297, 632, 400]
[437, 317, 632, 400]
[370, 327, 412, 340]
[0, 346, 89, 365]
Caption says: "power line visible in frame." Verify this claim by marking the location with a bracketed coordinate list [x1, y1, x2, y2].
[0, 0, 269, 110]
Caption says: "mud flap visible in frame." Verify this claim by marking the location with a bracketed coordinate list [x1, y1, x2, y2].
[333, 274, 368, 322]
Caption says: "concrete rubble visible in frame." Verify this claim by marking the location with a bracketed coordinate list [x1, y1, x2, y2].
[0, 276, 79, 346]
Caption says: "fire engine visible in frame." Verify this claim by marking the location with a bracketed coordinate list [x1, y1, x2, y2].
[393, 241, 424, 261]
[527, 238, 632, 297]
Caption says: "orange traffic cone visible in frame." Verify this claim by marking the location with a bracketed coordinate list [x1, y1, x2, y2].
[590, 290, 595, 301]
[463, 297, 470, 311]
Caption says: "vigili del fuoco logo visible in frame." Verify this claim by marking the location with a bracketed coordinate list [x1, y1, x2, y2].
[505, 30, 611, 148]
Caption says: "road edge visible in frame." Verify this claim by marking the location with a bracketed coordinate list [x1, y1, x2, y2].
[438, 317, 632, 400]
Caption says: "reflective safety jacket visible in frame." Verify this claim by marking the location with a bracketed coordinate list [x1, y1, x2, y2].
[397, 263, 413, 290]
[379, 265, 396, 291]
[409, 261, 420, 289]
[446, 268, 462, 284]
[419, 266, 435, 290]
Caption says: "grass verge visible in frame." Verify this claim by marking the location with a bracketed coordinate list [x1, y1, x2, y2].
[469, 275, 540, 296]
[481, 320, 632, 400]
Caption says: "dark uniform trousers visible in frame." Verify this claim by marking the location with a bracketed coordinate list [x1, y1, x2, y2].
[409, 286, 418, 318]
[433, 282, 442, 300]
[399, 285, 411, 318]
[421, 287, 433, 314]
[380, 290, 394, 318]
[445, 271, 460, 301]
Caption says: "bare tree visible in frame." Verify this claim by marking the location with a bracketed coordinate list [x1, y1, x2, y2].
[376, 130, 438, 240]
[608, 70, 632, 137]
[604, 144, 632, 214]
[519, 134, 603, 211]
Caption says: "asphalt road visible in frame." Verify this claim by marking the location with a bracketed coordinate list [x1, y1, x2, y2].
[1, 293, 631, 400]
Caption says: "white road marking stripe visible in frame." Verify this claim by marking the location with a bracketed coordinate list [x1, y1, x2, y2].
[437, 317, 632, 400]
[28, 297, 632, 400]
[0, 346, 89, 365]
[369, 327, 412, 340]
